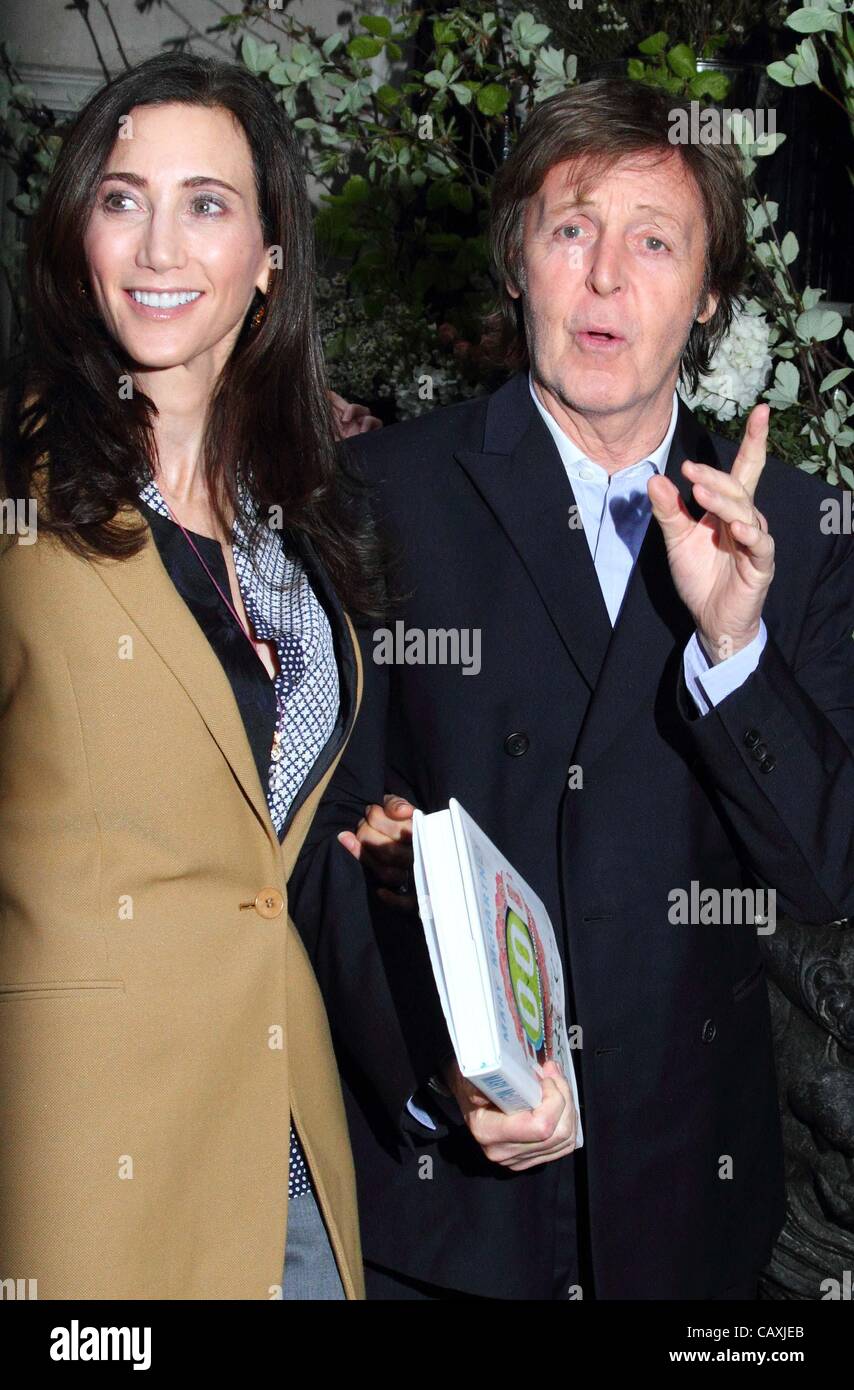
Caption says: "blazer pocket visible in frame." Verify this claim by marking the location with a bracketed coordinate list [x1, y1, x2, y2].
[0, 980, 125, 1002]
[731, 960, 765, 1004]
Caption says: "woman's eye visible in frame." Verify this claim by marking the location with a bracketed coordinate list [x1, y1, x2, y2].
[190, 195, 226, 217]
[102, 191, 136, 212]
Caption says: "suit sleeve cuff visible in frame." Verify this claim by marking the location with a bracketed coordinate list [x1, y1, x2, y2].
[683, 621, 767, 717]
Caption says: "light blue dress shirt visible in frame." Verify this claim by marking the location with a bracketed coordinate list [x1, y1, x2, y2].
[527, 372, 766, 715]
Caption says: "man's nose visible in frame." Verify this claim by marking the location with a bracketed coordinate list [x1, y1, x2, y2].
[585, 233, 624, 297]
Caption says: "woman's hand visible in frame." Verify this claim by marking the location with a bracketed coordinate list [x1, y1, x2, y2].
[328, 389, 383, 440]
[337, 794, 417, 912]
[444, 1058, 578, 1171]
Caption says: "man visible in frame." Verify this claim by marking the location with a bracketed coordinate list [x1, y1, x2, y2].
[289, 79, 854, 1300]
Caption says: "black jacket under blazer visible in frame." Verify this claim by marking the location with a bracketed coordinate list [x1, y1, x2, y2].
[290, 369, 854, 1300]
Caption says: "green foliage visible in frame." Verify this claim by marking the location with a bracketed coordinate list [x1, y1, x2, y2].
[628, 33, 732, 98]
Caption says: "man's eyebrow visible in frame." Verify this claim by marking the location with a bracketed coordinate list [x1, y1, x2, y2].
[98, 171, 243, 197]
[543, 195, 686, 229]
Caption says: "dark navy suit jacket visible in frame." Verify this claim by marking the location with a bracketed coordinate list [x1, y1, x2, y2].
[290, 371, 854, 1299]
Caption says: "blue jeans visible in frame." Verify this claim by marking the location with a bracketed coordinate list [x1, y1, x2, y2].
[283, 1189, 346, 1300]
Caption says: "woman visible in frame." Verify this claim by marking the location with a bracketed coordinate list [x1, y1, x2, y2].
[0, 51, 383, 1299]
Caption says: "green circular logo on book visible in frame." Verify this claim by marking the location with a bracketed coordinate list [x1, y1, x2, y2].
[505, 907, 544, 1050]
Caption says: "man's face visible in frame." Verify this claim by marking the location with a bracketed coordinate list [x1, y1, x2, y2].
[510, 150, 718, 418]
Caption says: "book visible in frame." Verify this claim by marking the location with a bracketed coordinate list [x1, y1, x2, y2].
[412, 797, 583, 1141]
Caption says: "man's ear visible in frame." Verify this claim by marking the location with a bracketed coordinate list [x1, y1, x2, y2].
[696, 290, 719, 325]
[506, 277, 522, 302]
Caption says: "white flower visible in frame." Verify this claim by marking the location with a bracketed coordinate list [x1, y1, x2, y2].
[679, 305, 773, 422]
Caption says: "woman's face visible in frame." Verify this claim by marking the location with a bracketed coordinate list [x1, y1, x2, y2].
[82, 101, 270, 376]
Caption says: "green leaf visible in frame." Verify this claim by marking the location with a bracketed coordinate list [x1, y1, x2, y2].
[780, 231, 799, 264]
[426, 181, 450, 210]
[322, 33, 344, 59]
[241, 33, 262, 74]
[796, 307, 843, 342]
[432, 18, 459, 46]
[627, 58, 645, 80]
[341, 175, 370, 204]
[688, 71, 729, 100]
[667, 44, 697, 80]
[766, 60, 796, 88]
[448, 181, 473, 213]
[795, 38, 820, 82]
[699, 70, 729, 100]
[817, 369, 851, 391]
[376, 83, 400, 106]
[360, 14, 392, 37]
[347, 36, 383, 60]
[786, 7, 839, 33]
[425, 232, 464, 251]
[844, 329, 854, 362]
[385, 41, 403, 61]
[768, 360, 800, 404]
[638, 32, 669, 55]
[476, 83, 511, 115]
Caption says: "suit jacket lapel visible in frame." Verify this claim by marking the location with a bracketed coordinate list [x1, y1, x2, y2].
[572, 397, 719, 770]
[454, 371, 613, 692]
[90, 502, 283, 854]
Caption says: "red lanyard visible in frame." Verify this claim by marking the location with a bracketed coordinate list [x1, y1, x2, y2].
[161, 497, 260, 657]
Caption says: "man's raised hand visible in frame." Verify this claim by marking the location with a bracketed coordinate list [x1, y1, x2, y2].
[647, 403, 775, 664]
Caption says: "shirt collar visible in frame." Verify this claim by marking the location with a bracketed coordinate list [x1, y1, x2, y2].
[527, 369, 679, 481]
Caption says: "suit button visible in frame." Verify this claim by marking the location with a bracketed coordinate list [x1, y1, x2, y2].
[504, 732, 529, 757]
[752, 743, 767, 762]
[759, 754, 776, 773]
[254, 887, 284, 919]
[743, 729, 761, 749]
[701, 1018, 717, 1043]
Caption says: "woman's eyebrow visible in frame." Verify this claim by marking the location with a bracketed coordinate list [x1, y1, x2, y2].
[98, 171, 243, 197]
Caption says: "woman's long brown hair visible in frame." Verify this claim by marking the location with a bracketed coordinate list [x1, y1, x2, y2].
[1, 51, 386, 618]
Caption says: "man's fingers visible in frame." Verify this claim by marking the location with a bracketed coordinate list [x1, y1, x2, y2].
[468, 1074, 569, 1152]
[688, 481, 758, 530]
[648, 472, 695, 545]
[730, 402, 769, 499]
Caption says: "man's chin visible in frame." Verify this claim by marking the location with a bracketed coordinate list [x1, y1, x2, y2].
[547, 371, 638, 418]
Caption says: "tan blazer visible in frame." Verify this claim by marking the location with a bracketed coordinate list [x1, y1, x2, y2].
[0, 490, 365, 1299]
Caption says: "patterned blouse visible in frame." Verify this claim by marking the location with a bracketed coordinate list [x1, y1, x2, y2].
[138, 475, 340, 1199]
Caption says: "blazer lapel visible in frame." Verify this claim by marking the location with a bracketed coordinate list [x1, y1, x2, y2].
[454, 372, 613, 693]
[89, 502, 282, 854]
[573, 398, 720, 770]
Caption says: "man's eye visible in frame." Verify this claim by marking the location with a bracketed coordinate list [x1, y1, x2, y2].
[559, 225, 583, 240]
[644, 236, 667, 251]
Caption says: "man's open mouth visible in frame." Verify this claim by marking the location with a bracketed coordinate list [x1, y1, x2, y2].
[576, 327, 625, 348]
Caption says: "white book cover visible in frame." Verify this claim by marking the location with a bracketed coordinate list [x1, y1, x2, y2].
[412, 798, 583, 1142]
